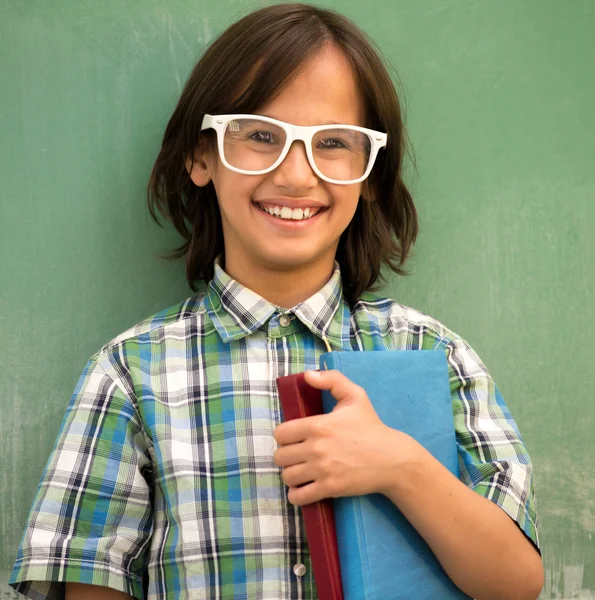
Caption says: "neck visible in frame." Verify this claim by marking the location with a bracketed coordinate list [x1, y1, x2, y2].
[223, 255, 336, 309]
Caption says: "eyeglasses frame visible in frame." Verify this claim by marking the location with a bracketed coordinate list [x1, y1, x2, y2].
[200, 113, 387, 185]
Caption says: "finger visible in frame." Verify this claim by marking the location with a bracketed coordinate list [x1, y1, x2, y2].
[274, 415, 323, 445]
[287, 481, 328, 506]
[281, 463, 314, 488]
[303, 369, 366, 405]
[274, 443, 308, 468]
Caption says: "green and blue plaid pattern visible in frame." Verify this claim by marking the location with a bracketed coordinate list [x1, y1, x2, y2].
[10, 261, 539, 600]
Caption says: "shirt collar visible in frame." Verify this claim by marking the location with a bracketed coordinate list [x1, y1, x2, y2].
[204, 258, 352, 350]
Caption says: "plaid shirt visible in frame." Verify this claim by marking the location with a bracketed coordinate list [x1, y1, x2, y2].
[11, 261, 539, 600]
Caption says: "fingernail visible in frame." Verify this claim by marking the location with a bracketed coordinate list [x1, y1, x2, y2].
[306, 370, 321, 377]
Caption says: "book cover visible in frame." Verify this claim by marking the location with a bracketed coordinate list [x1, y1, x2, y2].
[319, 350, 471, 600]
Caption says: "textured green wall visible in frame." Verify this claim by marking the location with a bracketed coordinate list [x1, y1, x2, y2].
[1, 1, 594, 598]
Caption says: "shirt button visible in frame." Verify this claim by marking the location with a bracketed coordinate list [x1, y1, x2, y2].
[279, 315, 291, 327]
[293, 563, 307, 577]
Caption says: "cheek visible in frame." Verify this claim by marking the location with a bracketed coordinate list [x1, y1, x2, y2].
[331, 186, 362, 223]
[212, 171, 266, 213]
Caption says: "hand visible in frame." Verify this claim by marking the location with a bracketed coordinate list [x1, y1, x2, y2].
[273, 369, 422, 506]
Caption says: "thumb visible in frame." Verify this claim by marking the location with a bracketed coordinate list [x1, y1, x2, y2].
[303, 369, 367, 408]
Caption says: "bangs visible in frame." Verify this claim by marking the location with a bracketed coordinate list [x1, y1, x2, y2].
[203, 19, 331, 116]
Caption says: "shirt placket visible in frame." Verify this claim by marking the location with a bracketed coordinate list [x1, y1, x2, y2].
[267, 312, 316, 600]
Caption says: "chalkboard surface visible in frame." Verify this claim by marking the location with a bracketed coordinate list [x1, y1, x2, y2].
[1, 2, 594, 598]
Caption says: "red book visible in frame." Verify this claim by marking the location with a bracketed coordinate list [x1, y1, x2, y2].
[276, 373, 344, 600]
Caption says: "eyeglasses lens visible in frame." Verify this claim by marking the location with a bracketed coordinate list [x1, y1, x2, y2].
[223, 119, 286, 173]
[312, 128, 371, 182]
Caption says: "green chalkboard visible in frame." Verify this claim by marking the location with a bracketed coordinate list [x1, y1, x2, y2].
[1, 2, 594, 598]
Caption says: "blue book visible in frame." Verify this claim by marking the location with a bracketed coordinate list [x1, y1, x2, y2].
[319, 350, 471, 600]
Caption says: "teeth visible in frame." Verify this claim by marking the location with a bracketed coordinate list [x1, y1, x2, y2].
[258, 203, 321, 221]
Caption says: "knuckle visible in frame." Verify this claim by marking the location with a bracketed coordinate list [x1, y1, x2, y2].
[273, 447, 286, 467]
[318, 458, 333, 477]
[281, 469, 291, 486]
[326, 476, 340, 497]
[324, 482, 335, 498]
[353, 383, 365, 396]
[311, 419, 331, 438]
[287, 488, 301, 506]
[310, 439, 327, 459]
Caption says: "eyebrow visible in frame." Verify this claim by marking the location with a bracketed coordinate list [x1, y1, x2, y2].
[258, 113, 351, 126]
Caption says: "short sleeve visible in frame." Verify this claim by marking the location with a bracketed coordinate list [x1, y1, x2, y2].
[445, 337, 540, 551]
[9, 355, 154, 600]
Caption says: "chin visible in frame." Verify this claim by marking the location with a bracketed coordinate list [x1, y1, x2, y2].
[260, 248, 335, 273]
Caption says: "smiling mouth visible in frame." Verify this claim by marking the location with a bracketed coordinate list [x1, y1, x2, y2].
[253, 202, 326, 221]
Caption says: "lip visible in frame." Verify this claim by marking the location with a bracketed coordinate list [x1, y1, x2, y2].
[251, 200, 326, 229]
[253, 197, 329, 210]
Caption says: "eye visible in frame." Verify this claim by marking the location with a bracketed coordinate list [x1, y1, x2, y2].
[317, 137, 349, 150]
[248, 130, 278, 144]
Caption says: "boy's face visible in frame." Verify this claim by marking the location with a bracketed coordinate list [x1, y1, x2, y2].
[190, 45, 365, 292]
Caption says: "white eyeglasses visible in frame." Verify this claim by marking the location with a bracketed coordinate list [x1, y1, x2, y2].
[200, 114, 387, 185]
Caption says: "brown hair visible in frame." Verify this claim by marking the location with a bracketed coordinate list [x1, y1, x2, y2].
[148, 3, 417, 305]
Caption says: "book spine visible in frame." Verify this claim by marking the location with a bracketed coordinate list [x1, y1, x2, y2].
[276, 374, 344, 600]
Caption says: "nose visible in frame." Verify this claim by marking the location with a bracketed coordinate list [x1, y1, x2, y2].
[271, 141, 318, 191]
